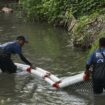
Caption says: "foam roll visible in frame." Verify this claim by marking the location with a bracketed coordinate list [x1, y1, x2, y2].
[37, 67, 61, 82]
[36, 67, 50, 75]
[44, 77, 55, 86]
[31, 69, 55, 86]
[49, 74, 61, 82]
[58, 72, 84, 88]
[31, 69, 44, 78]
[15, 63, 61, 83]
[15, 63, 46, 78]
[15, 63, 85, 89]
[15, 63, 30, 71]
[15, 63, 56, 86]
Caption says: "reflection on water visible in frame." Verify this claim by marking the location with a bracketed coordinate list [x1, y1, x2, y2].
[0, 12, 96, 105]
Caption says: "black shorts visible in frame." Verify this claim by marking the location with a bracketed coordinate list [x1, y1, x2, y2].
[0, 53, 17, 73]
[92, 78, 105, 94]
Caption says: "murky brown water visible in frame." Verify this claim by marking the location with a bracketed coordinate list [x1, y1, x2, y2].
[0, 8, 104, 105]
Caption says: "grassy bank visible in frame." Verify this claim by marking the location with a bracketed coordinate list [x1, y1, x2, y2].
[19, 0, 105, 49]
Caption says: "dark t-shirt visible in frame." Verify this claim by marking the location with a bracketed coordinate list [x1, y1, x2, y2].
[0, 41, 21, 55]
[86, 48, 105, 65]
[0, 40, 31, 66]
[87, 48, 105, 80]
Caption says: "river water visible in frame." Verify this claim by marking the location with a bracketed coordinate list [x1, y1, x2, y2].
[0, 9, 104, 105]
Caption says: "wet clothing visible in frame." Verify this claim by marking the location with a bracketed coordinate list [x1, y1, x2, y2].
[86, 48, 105, 65]
[86, 48, 105, 94]
[0, 41, 21, 55]
[0, 41, 32, 73]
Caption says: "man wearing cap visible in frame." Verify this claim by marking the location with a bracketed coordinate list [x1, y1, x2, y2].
[0, 36, 32, 73]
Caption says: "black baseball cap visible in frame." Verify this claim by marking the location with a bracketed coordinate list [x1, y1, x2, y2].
[16, 36, 28, 43]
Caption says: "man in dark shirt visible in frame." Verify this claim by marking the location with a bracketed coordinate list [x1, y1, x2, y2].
[0, 36, 32, 73]
[84, 37, 105, 94]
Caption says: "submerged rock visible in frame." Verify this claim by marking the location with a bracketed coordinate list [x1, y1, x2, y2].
[1, 7, 13, 13]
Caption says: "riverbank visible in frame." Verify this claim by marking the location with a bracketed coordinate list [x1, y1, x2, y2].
[1, 0, 105, 49]
[71, 12, 105, 49]
[18, 0, 105, 49]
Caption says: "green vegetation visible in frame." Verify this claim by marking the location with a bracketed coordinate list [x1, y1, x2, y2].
[19, 0, 105, 22]
[19, 0, 105, 49]
[19, 0, 71, 24]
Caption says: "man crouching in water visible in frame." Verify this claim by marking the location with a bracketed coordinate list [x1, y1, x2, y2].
[0, 36, 32, 73]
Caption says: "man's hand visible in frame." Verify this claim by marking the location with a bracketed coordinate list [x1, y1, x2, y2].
[83, 70, 90, 81]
